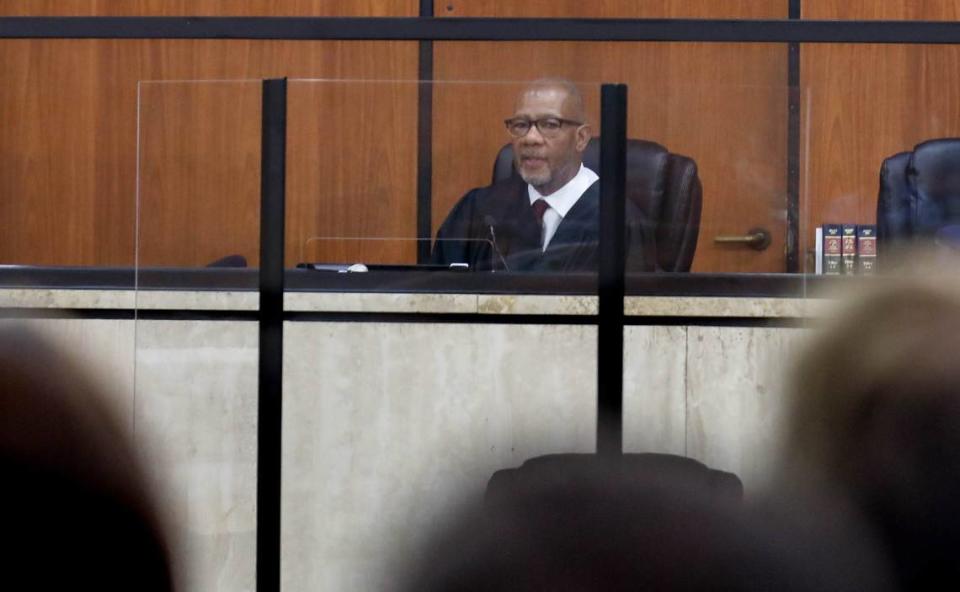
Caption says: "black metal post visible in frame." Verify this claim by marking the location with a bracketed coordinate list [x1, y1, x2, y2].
[6, 18, 960, 44]
[257, 77, 286, 592]
[786, 0, 802, 273]
[597, 83, 627, 457]
[416, 0, 435, 263]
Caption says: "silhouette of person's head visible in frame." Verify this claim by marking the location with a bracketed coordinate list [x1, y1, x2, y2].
[782, 275, 960, 589]
[0, 327, 172, 590]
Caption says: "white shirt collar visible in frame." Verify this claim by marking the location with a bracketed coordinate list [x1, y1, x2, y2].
[527, 163, 599, 218]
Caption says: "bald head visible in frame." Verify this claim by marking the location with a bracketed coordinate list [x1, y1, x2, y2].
[515, 78, 586, 123]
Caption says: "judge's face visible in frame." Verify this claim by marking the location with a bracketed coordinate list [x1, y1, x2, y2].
[509, 86, 590, 196]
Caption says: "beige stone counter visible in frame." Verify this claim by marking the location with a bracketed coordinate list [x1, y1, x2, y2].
[624, 295, 827, 318]
[0, 288, 258, 310]
[284, 291, 476, 313]
[1, 286, 820, 591]
[1, 287, 826, 318]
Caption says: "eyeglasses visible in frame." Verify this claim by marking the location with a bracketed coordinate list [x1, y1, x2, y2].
[504, 117, 583, 139]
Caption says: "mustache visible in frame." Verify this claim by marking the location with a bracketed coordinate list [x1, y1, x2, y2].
[518, 152, 546, 159]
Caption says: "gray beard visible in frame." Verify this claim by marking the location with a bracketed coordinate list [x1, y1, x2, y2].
[519, 167, 551, 189]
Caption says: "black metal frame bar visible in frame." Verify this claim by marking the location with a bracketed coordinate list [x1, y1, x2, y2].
[0, 308, 260, 321]
[3, 17, 960, 43]
[257, 78, 286, 592]
[597, 84, 628, 456]
[416, 1, 434, 263]
[785, 0, 802, 273]
[0, 267, 848, 297]
[0, 306, 810, 328]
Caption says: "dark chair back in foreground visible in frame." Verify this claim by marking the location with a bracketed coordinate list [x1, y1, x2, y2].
[485, 452, 742, 505]
[402, 451, 892, 591]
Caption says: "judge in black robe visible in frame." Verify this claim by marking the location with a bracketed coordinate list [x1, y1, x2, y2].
[431, 174, 656, 272]
[432, 77, 657, 273]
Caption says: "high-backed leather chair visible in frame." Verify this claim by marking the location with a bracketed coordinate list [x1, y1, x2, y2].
[878, 138, 960, 254]
[492, 138, 703, 272]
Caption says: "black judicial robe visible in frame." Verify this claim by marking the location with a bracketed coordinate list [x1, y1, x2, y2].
[431, 175, 656, 272]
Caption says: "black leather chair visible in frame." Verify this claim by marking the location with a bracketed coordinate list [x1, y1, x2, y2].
[205, 254, 248, 268]
[492, 138, 703, 272]
[878, 138, 960, 255]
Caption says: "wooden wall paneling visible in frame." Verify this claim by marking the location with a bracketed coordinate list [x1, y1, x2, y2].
[287, 79, 418, 266]
[434, 1, 790, 273]
[137, 80, 262, 268]
[0, 0, 417, 16]
[803, 0, 960, 20]
[0, 40, 104, 265]
[0, 40, 419, 267]
[432, 42, 789, 273]
[800, 1, 960, 269]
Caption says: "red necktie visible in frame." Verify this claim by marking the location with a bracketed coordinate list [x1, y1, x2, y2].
[531, 199, 549, 225]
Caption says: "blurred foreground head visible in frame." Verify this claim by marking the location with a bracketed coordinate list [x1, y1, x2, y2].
[783, 268, 960, 589]
[401, 456, 890, 591]
[0, 327, 172, 590]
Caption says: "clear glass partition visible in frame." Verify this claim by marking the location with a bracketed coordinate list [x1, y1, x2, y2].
[275, 75, 807, 589]
[136, 80, 263, 271]
[281, 78, 602, 590]
[132, 73, 811, 590]
[280, 78, 802, 276]
[127, 55, 960, 588]
[135, 80, 262, 591]
[131, 77, 812, 277]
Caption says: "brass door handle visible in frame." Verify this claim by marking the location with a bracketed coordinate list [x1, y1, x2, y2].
[713, 227, 771, 251]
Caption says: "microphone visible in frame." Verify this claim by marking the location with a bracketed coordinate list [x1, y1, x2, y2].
[483, 215, 511, 272]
